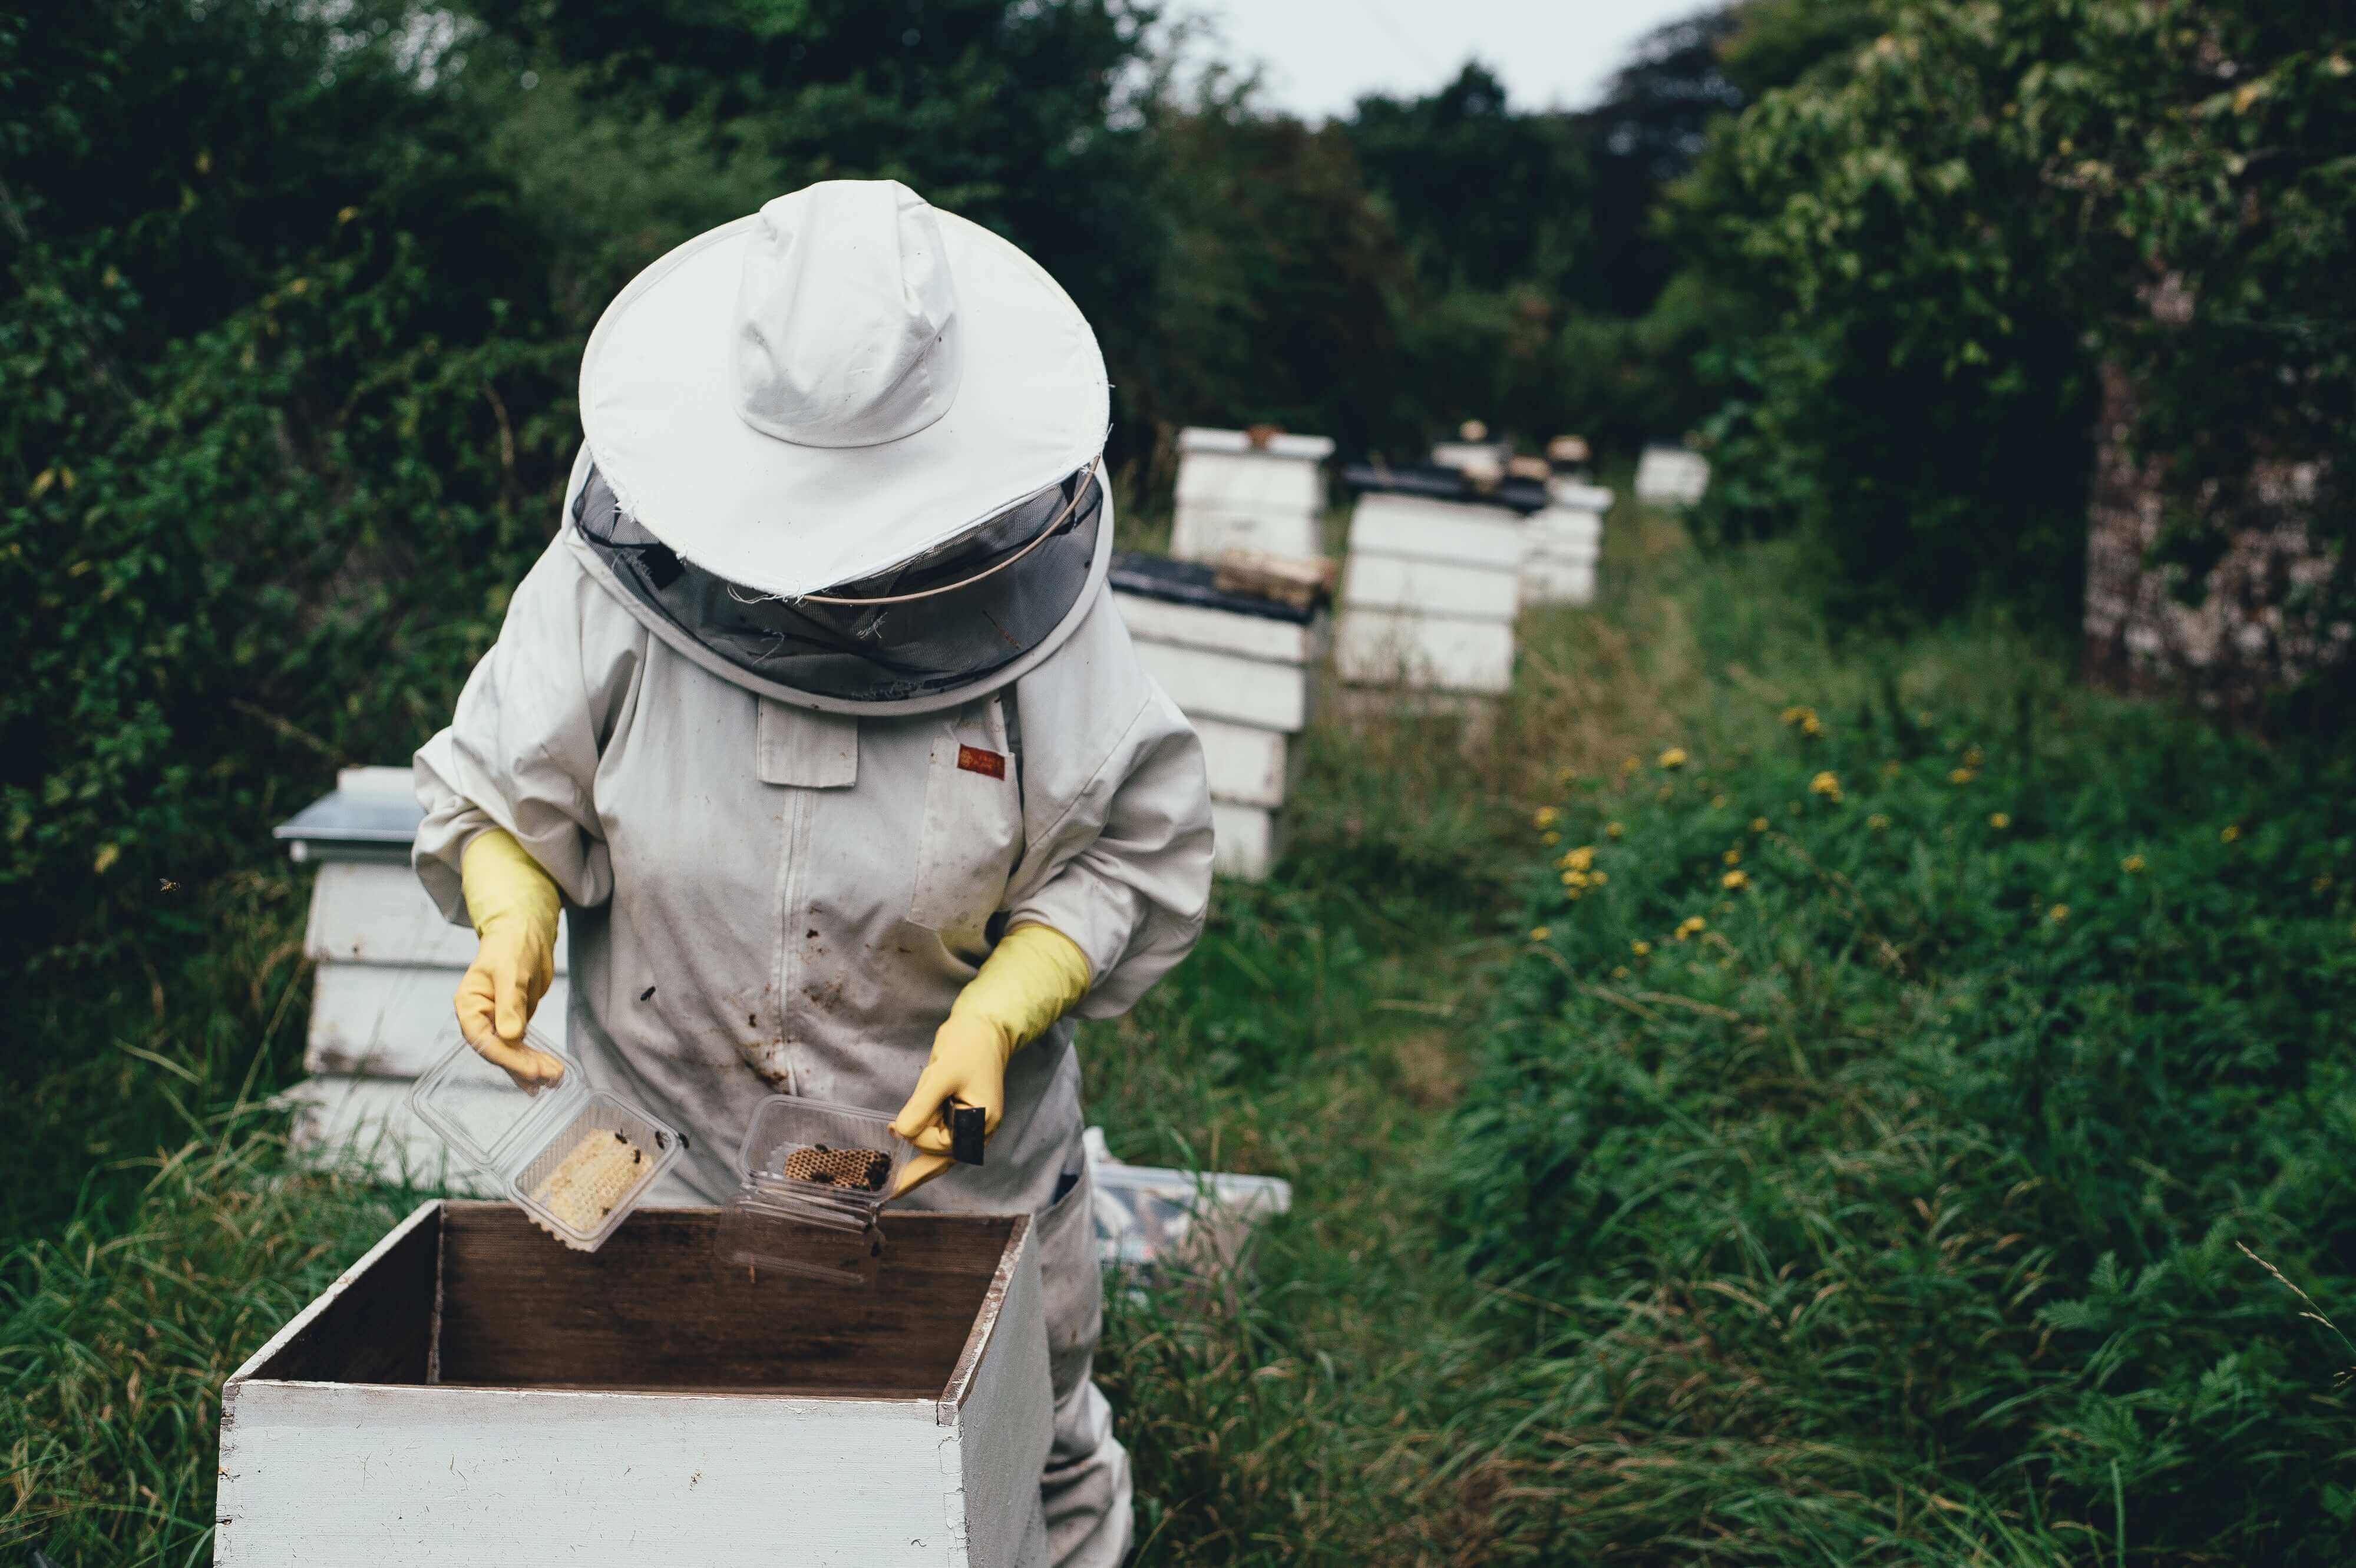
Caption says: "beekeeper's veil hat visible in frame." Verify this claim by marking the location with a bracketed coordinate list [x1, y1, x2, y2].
[567, 179, 1113, 714]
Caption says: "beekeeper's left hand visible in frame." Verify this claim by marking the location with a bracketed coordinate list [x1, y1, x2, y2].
[891, 923, 1091, 1196]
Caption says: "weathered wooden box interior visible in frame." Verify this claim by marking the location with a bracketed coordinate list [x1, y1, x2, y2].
[217, 1202, 1053, 1566]
[244, 1202, 1019, 1397]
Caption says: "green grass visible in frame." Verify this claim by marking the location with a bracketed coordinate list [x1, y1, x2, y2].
[8, 498, 2353, 1564]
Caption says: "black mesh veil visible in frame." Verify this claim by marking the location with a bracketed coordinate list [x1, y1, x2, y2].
[570, 462, 1104, 706]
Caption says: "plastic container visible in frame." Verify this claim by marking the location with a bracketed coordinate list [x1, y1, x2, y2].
[719, 1096, 916, 1284]
[408, 1028, 684, 1253]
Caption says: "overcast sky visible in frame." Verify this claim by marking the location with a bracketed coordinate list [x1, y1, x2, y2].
[1177, 0, 1719, 120]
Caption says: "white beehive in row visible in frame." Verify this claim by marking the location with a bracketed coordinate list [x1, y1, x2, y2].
[1334, 490, 1527, 699]
[1169, 426, 1333, 564]
[1521, 479, 1612, 607]
[272, 766, 569, 1180]
[1635, 444, 1711, 507]
[1111, 553, 1325, 881]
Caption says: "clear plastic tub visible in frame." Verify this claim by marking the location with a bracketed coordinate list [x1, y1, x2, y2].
[408, 1027, 685, 1253]
[719, 1096, 916, 1284]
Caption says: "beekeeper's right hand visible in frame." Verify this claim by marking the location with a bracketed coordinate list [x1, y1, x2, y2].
[455, 829, 567, 1091]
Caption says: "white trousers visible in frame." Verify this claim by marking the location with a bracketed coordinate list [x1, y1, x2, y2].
[1034, 1160, 1133, 1568]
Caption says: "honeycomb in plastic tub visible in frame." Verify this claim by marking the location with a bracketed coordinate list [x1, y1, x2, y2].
[779, 1143, 893, 1192]
[533, 1127, 653, 1237]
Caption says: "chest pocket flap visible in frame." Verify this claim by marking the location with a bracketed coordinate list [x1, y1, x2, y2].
[909, 697, 1025, 939]
[757, 698, 858, 789]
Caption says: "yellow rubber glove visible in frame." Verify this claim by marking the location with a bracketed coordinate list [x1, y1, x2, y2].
[890, 923, 1092, 1197]
[454, 829, 567, 1091]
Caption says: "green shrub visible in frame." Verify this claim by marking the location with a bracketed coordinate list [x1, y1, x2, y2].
[1448, 693, 2356, 1560]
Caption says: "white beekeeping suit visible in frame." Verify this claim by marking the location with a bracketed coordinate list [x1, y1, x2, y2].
[411, 179, 1213, 1568]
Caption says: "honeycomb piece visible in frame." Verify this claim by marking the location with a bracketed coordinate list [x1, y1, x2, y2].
[781, 1143, 893, 1192]
[533, 1127, 652, 1234]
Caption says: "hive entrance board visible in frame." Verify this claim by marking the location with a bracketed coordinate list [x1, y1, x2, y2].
[217, 1202, 1053, 1566]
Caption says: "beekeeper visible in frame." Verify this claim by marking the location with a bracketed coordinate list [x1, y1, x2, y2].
[411, 179, 1212, 1568]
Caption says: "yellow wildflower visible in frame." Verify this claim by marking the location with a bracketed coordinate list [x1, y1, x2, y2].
[1949, 768, 1976, 785]
[1868, 814, 1891, 831]
[1780, 705, 1807, 725]
[1611, 965, 1631, 980]
[1621, 756, 1642, 776]
[1674, 916, 1707, 940]
[2048, 904, 2070, 923]
[1809, 771, 1841, 798]
[1559, 845, 1595, 871]
[2220, 825, 2241, 843]
[1533, 806, 1559, 830]
[1606, 822, 1624, 840]
[1711, 794, 1729, 810]
[1658, 747, 1688, 770]
[1723, 849, 1742, 866]
[1560, 869, 1588, 888]
[1988, 812, 2010, 830]
[1631, 940, 1652, 957]
[1529, 927, 1551, 942]
[1801, 712, 1825, 737]
[2122, 854, 2146, 874]
[1723, 869, 1749, 891]
[1590, 871, 1608, 886]
[1750, 816, 1769, 833]
[1543, 830, 1561, 845]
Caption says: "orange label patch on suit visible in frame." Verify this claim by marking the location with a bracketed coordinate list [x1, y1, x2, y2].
[956, 745, 1007, 779]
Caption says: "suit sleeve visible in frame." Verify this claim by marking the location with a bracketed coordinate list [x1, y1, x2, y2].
[411, 539, 645, 925]
[1002, 674, 1215, 1020]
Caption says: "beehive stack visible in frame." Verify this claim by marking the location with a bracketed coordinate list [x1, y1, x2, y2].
[1111, 551, 1326, 881]
[1169, 426, 1334, 564]
[1521, 478, 1611, 607]
[271, 766, 571, 1184]
[1334, 481, 1530, 705]
[1635, 444, 1711, 507]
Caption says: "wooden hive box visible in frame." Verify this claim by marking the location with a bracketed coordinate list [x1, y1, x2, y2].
[1521, 481, 1611, 608]
[1634, 444, 1710, 507]
[216, 1202, 1052, 1567]
[1334, 491, 1526, 698]
[273, 768, 572, 1184]
[1109, 551, 1326, 881]
[1169, 426, 1333, 564]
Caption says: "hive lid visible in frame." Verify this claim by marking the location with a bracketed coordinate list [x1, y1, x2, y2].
[1108, 551, 1319, 625]
[1339, 462, 1549, 516]
[272, 765, 424, 862]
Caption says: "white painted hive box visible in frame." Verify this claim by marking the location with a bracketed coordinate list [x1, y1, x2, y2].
[273, 767, 571, 1182]
[1169, 426, 1333, 564]
[1635, 445, 1710, 507]
[1111, 553, 1325, 881]
[1335, 492, 1525, 697]
[216, 1201, 1052, 1567]
[1521, 480, 1611, 607]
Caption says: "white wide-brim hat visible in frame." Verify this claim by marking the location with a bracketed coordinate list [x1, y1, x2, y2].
[579, 180, 1109, 600]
